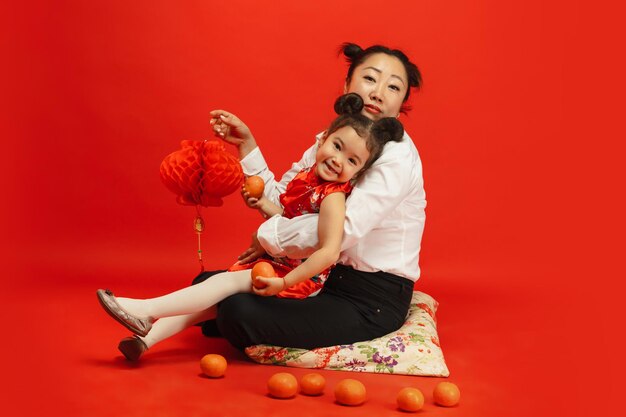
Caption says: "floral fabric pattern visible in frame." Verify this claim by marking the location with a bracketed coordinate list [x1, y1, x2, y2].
[279, 164, 353, 220]
[245, 291, 450, 377]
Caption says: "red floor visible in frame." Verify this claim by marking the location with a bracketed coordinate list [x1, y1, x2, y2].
[2, 1, 619, 415]
[4, 270, 610, 417]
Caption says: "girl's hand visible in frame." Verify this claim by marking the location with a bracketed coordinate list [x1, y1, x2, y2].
[241, 188, 271, 218]
[241, 188, 283, 220]
[209, 110, 257, 158]
[252, 276, 286, 297]
[241, 186, 263, 209]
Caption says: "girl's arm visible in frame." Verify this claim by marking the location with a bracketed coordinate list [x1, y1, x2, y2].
[210, 109, 319, 207]
[241, 142, 318, 207]
[209, 110, 258, 159]
[253, 192, 346, 296]
[235, 142, 318, 264]
[248, 196, 284, 219]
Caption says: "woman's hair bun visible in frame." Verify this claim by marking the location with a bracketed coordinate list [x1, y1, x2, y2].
[334, 93, 364, 115]
[339, 42, 363, 61]
[372, 118, 404, 144]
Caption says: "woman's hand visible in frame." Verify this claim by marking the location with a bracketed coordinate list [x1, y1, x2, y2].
[237, 232, 266, 264]
[209, 110, 258, 158]
[252, 276, 286, 297]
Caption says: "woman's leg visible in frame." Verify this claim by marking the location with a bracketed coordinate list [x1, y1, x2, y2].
[115, 270, 252, 319]
[217, 292, 368, 349]
[217, 265, 414, 350]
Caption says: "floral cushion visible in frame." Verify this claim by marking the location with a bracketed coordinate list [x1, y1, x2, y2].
[244, 291, 450, 376]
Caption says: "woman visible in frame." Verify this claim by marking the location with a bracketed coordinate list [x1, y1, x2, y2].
[112, 42, 424, 360]
[213, 42, 425, 350]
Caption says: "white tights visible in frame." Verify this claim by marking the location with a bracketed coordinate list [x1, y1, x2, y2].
[115, 270, 251, 348]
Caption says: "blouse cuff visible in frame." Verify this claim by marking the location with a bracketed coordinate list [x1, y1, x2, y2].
[240, 146, 267, 176]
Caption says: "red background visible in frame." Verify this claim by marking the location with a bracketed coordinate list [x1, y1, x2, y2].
[1, 1, 622, 416]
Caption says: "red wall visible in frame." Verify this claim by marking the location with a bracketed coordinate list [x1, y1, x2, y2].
[2, 1, 622, 414]
[2, 0, 618, 314]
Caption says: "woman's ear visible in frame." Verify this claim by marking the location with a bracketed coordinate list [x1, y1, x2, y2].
[343, 82, 348, 94]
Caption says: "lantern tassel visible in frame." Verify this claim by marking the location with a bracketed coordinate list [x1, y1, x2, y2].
[194, 205, 205, 272]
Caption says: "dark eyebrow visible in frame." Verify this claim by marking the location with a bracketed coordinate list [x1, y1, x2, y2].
[364, 66, 382, 74]
[363, 66, 406, 87]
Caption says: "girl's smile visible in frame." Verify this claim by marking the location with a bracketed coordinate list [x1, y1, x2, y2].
[315, 125, 370, 183]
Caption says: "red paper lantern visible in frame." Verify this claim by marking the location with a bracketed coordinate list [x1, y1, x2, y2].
[159, 139, 244, 272]
[160, 139, 244, 207]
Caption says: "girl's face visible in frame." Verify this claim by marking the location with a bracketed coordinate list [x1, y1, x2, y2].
[316, 125, 370, 183]
[345, 53, 408, 121]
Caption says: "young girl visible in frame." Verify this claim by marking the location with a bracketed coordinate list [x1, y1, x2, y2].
[227, 94, 401, 299]
[96, 93, 403, 361]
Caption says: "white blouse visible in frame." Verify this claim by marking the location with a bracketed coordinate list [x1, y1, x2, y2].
[240, 131, 426, 282]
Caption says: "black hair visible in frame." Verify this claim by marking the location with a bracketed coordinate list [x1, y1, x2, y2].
[324, 93, 404, 177]
[326, 93, 371, 138]
[363, 116, 404, 173]
[339, 42, 422, 111]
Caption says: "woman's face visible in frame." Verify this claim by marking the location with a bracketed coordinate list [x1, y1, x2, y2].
[345, 53, 408, 121]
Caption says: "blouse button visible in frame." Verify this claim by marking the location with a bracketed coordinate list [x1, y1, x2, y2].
[376, 309, 381, 313]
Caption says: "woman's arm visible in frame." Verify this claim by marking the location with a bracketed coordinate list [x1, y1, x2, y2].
[256, 138, 415, 259]
[253, 192, 346, 295]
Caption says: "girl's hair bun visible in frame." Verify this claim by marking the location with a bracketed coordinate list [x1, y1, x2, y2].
[372, 117, 404, 144]
[339, 42, 363, 62]
[334, 93, 364, 115]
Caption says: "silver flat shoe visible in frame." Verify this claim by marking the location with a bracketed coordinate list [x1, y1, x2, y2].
[96, 289, 153, 337]
[118, 336, 148, 361]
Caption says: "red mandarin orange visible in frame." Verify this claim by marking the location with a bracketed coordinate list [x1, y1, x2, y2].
[334, 378, 366, 406]
[267, 372, 298, 399]
[251, 261, 276, 289]
[199, 354, 227, 378]
[244, 175, 265, 199]
[300, 373, 326, 396]
[396, 387, 424, 412]
[433, 381, 460, 407]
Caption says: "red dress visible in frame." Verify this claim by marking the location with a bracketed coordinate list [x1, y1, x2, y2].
[229, 164, 353, 298]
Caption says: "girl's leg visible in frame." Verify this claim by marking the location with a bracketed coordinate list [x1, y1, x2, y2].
[115, 270, 251, 319]
[140, 305, 217, 348]
[118, 306, 219, 361]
